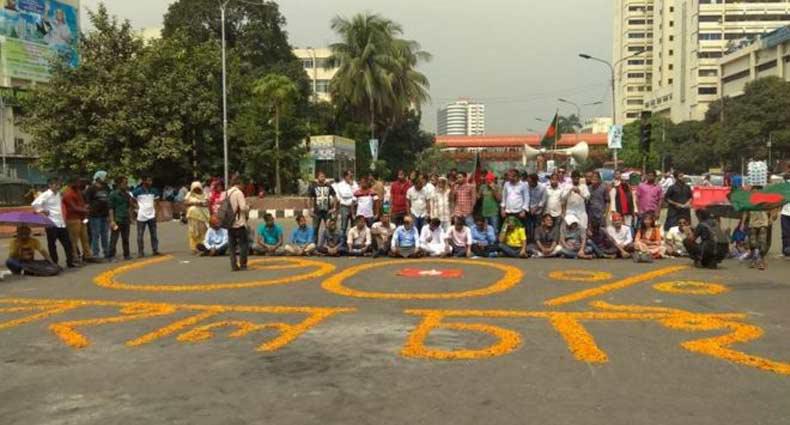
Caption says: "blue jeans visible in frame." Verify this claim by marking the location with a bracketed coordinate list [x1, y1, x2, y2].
[484, 215, 500, 233]
[89, 217, 109, 258]
[499, 244, 523, 258]
[136, 219, 159, 256]
[525, 213, 540, 242]
[414, 216, 428, 233]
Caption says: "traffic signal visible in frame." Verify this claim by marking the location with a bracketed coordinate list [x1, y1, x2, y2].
[639, 112, 652, 152]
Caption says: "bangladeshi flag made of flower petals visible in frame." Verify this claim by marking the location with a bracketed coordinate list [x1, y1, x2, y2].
[728, 182, 790, 212]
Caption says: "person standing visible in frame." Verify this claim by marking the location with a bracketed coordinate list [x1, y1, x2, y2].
[478, 174, 501, 232]
[184, 181, 210, 254]
[562, 171, 591, 230]
[586, 171, 610, 228]
[390, 170, 411, 226]
[406, 177, 431, 232]
[225, 176, 250, 269]
[62, 177, 92, 263]
[663, 172, 693, 231]
[500, 169, 529, 228]
[635, 171, 663, 229]
[544, 174, 564, 235]
[84, 171, 111, 260]
[783, 174, 790, 257]
[31, 177, 75, 268]
[430, 177, 452, 231]
[108, 176, 135, 261]
[334, 170, 358, 237]
[133, 176, 161, 258]
[609, 170, 637, 228]
[308, 171, 335, 243]
[452, 172, 477, 227]
[354, 178, 380, 227]
[526, 173, 546, 242]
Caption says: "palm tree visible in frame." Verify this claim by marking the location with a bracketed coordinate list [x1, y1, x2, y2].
[253, 74, 300, 195]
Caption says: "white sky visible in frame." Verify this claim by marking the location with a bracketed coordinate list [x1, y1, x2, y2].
[81, 0, 614, 134]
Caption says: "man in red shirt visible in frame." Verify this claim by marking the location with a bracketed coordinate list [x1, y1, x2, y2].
[62, 177, 93, 264]
[453, 171, 477, 227]
[390, 170, 411, 226]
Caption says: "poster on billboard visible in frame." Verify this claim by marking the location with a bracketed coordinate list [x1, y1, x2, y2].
[0, 0, 79, 82]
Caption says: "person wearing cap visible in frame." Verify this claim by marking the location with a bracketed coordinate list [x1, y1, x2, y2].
[606, 212, 634, 258]
[184, 181, 210, 255]
[478, 173, 501, 232]
[559, 215, 593, 259]
[420, 218, 448, 257]
[197, 217, 229, 256]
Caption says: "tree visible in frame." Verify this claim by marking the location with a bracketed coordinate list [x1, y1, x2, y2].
[253, 74, 300, 195]
[414, 146, 454, 175]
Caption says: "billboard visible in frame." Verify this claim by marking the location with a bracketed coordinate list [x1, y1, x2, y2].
[0, 0, 79, 82]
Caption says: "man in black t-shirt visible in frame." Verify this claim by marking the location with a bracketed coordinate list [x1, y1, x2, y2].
[84, 171, 111, 259]
[664, 171, 693, 231]
[308, 171, 336, 243]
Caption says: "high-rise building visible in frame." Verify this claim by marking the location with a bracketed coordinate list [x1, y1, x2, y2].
[437, 99, 486, 136]
[293, 48, 339, 103]
[615, 0, 790, 123]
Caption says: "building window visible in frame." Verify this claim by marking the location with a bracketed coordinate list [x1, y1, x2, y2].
[698, 52, 723, 59]
[699, 69, 718, 77]
[668, 49, 674, 56]
[668, 78, 673, 84]
[14, 138, 28, 155]
[669, 21, 674, 27]
[668, 64, 673, 70]
[628, 33, 646, 39]
[699, 33, 722, 41]
[314, 80, 330, 94]
[628, 19, 646, 25]
[626, 112, 640, 119]
[302, 59, 314, 69]
[628, 59, 645, 65]
[627, 72, 645, 78]
[698, 87, 717, 95]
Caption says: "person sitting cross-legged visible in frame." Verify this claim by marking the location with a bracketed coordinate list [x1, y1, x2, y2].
[586, 219, 618, 259]
[471, 215, 499, 258]
[347, 216, 372, 256]
[420, 218, 449, 257]
[6, 225, 61, 277]
[529, 214, 562, 258]
[391, 215, 422, 258]
[559, 215, 594, 259]
[371, 214, 396, 258]
[284, 215, 316, 256]
[197, 217, 229, 257]
[317, 218, 346, 257]
[499, 216, 528, 258]
[606, 213, 634, 259]
[445, 216, 473, 258]
[254, 213, 284, 256]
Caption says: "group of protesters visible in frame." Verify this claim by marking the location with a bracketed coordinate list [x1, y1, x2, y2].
[8, 165, 787, 277]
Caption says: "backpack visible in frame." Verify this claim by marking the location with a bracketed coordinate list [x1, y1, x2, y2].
[217, 188, 239, 229]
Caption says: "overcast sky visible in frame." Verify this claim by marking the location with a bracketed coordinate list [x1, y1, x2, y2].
[82, 0, 613, 135]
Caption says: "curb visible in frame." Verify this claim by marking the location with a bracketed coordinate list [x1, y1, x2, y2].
[250, 209, 310, 220]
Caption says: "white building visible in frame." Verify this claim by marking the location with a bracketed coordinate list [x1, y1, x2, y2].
[720, 25, 790, 98]
[581, 117, 614, 134]
[437, 99, 486, 136]
[293, 47, 339, 103]
[615, 0, 790, 123]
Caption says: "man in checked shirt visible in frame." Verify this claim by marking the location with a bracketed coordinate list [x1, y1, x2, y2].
[452, 172, 477, 227]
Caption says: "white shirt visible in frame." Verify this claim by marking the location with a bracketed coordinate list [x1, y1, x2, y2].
[501, 181, 529, 214]
[354, 191, 378, 218]
[135, 188, 159, 222]
[545, 185, 564, 218]
[563, 184, 590, 228]
[420, 225, 447, 256]
[424, 182, 436, 199]
[347, 226, 372, 247]
[665, 226, 687, 253]
[607, 225, 633, 247]
[406, 186, 430, 217]
[31, 189, 65, 228]
[782, 202, 790, 217]
[334, 180, 359, 207]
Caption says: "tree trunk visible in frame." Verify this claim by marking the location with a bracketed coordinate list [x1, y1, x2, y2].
[191, 129, 198, 180]
[275, 106, 282, 195]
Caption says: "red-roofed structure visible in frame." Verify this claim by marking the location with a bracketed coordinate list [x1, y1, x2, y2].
[435, 133, 608, 149]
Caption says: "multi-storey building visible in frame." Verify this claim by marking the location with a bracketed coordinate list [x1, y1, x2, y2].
[436, 99, 486, 136]
[720, 25, 790, 98]
[642, 0, 790, 122]
[613, 0, 656, 124]
[293, 47, 339, 103]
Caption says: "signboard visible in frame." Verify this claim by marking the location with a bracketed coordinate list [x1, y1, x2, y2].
[369, 138, 379, 161]
[0, 0, 80, 82]
[608, 124, 623, 150]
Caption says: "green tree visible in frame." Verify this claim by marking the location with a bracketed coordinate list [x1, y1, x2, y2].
[414, 145, 454, 175]
[253, 74, 301, 195]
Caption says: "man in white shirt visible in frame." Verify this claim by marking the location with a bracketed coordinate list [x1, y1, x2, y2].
[406, 177, 431, 232]
[132, 176, 161, 258]
[781, 174, 790, 257]
[500, 169, 529, 222]
[606, 212, 633, 258]
[420, 218, 448, 257]
[334, 170, 359, 237]
[347, 216, 372, 256]
[32, 177, 74, 268]
[544, 173, 564, 233]
[665, 217, 690, 257]
[562, 170, 591, 229]
[371, 214, 397, 257]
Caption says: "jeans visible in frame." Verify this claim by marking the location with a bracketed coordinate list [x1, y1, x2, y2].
[525, 213, 540, 242]
[499, 244, 523, 258]
[463, 215, 475, 228]
[414, 216, 427, 233]
[228, 226, 249, 270]
[136, 219, 159, 256]
[484, 215, 500, 234]
[339, 205, 353, 237]
[472, 243, 499, 258]
[110, 221, 131, 259]
[5, 258, 23, 274]
[89, 216, 110, 258]
[559, 245, 594, 258]
[312, 210, 330, 244]
[782, 215, 790, 256]
[45, 227, 73, 266]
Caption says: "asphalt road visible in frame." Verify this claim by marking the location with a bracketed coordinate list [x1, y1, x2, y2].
[0, 220, 788, 425]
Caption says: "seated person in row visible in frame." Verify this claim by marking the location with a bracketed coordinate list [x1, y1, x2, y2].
[284, 215, 316, 256]
[197, 217, 228, 256]
[471, 216, 498, 258]
[347, 216, 372, 256]
[499, 217, 528, 258]
[420, 218, 448, 257]
[586, 219, 617, 259]
[684, 209, 729, 269]
[391, 215, 421, 258]
[606, 213, 633, 258]
[559, 216, 593, 259]
[317, 218, 346, 257]
[530, 214, 562, 258]
[255, 213, 284, 256]
[634, 212, 666, 259]
[371, 214, 396, 258]
[446, 216, 472, 258]
[665, 217, 691, 257]
[6, 226, 60, 276]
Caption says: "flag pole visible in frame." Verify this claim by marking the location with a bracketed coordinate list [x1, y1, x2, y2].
[552, 108, 559, 160]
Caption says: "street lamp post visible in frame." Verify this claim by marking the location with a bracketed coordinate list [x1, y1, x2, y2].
[220, 0, 230, 186]
[557, 98, 581, 123]
[579, 49, 645, 170]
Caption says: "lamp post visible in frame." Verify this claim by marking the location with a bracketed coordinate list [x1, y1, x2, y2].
[220, 0, 230, 186]
[579, 49, 645, 170]
[557, 98, 581, 122]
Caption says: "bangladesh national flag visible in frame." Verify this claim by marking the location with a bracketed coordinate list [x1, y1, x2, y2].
[728, 182, 790, 212]
[541, 113, 559, 149]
